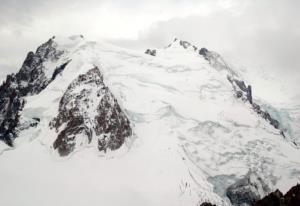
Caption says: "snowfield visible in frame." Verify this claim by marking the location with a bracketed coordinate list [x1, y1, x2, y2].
[0, 36, 299, 206]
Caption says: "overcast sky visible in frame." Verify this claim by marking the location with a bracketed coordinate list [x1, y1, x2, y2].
[0, 0, 299, 101]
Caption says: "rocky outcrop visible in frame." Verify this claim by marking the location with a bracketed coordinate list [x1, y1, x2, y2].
[252, 103, 280, 129]
[50, 67, 132, 156]
[227, 77, 253, 104]
[0, 37, 69, 146]
[14, 36, 64, 96]
[252, 184, 300, 206]
[199, 203, 216, 206]
[199, 48, 209, 57]
[226, 171, 271, 206]
[179, 40, 198, 51]
[51, 60, 70, 81]
[227, 75, 282, 133]
[145, 49, 157, 56]
[167, 38, 198, 52]
[0, 86, 25, 146]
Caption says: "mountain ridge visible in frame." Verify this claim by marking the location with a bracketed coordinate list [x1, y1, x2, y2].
[0, 35, 299, 206]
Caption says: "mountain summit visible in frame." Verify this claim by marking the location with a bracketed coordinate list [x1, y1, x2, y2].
[0, 36, 299, 206]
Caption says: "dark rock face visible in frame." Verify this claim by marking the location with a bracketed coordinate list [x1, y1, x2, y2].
[282, 184, 300, 206]
[179, 40, 193, 49]
[234, 79, 248, 92]
[252, 189, 284, 206]
[252, 184, 300, 206]
[15, 37, 64, 96]
[252, 102, 280, 129]
[236, 90, 243, 98]
[247, 85, 252, 104]
[51, 60, 70, 81]
[0, 37, 68, 146]
[227, 75, 283, 134]
[0, 88, 25, 146]
[226, 172, 270, 206]
[145, 49, 156, 56]
[199, 203, 216, 206]
[50, 67, 132, 156]
[199, 48, 209, 56]
[229, 78, 253, 104]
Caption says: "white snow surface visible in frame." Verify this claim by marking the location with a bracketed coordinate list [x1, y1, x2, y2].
[0, 36, 300, 206]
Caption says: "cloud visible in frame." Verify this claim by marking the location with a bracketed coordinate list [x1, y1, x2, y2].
[115, 0, 300, 73]
[0, 0, 231, 71]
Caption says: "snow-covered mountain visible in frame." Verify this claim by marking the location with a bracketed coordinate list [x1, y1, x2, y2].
[0, 35, 299, 206]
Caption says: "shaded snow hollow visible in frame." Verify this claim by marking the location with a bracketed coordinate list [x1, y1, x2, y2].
[0, 36, 300, 206]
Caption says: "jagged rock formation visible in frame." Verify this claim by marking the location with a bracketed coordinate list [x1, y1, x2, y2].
[227, 77, 252, 101]
[226, 171, 271, 206]
[252, 184, 300, 206]
[252, 102, 280, 129]
[166, 38, 198, 51]
[145, 49, 157, 56]
[228, 78, 253, 104]
[0, 86, 25, 146]
[179, 39, 198, 51]
[0, 37, 69, 146]
[227, 75, 282, 132]
[51, 60, 71, 81]
[14, 37, 64, 95]
[50, 67, 132, 156]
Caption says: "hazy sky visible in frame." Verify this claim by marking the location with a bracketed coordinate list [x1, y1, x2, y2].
[0, 0, 299, 101]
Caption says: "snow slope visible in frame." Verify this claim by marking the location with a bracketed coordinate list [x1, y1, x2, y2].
[0, 36, 299, 206]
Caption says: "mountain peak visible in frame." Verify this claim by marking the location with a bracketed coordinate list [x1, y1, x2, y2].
[0, 35, 300, 206]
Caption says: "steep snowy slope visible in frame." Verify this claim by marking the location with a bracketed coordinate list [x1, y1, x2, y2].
[0, 36, 299, 206]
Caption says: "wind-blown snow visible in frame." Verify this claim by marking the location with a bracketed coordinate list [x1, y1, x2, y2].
[0, 36, 299, 206]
